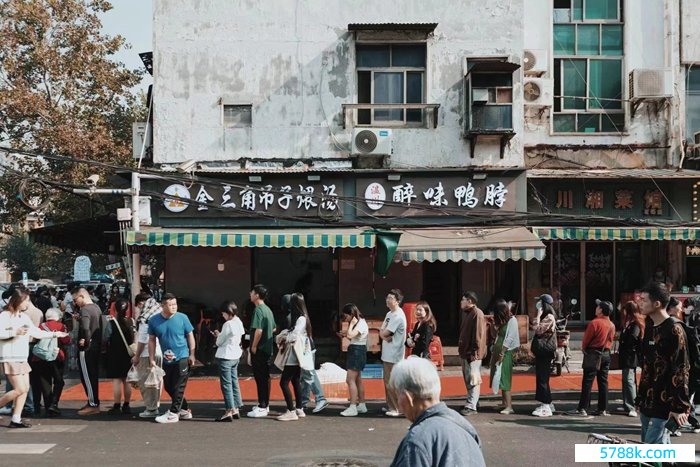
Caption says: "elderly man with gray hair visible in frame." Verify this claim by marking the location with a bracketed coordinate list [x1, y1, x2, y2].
[389, 356, 486, 467]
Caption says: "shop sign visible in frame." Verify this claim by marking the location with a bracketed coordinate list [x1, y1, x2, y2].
[356, 176, 516, 217]
[544, 184, 669, 217]
[163, 184, 191, 213]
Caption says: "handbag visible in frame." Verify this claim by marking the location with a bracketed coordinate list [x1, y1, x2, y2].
[273, 343, 291, 371]
[531, 331, 556, 357]
[582, 350, 603, 371]
[112, 317, 137, 357]
[609, 338, 620, 371]
[295, 336, 314, 371]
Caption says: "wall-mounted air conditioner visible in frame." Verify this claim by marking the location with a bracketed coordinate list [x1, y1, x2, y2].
[352, 128, 393, 156]
[629, 69, 672, 100]
[524, 78, 553, 107]
[132, 122, 152, 160]
[523, 49, 547, 76]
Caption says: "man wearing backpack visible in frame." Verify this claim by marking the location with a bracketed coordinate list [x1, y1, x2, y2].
[635, 282, 691, 444]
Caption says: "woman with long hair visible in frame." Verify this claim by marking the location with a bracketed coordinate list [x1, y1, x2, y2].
[406, 301, 437, 359]
[213, 300, 245, 422]
[0, 287, 68, 427]
[276, 293, 312, 421]
[105, 298, 135, 415]
[338, 303, 369, 417]
[490, 300, 519, 414]
[618, 300, 645, 417]
[530, 296, 557, 417]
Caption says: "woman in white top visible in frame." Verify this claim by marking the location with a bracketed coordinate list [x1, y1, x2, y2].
[489, 300, 519, 414]
[338, 303, 369, 417]
[0, 287, 68, 428]
[276, 293, 312, 421]
[213, 300, 245, 422]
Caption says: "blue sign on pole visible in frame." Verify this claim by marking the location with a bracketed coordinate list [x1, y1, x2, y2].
[22, 271, 28, 286]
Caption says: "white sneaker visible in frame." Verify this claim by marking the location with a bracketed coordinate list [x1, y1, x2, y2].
[312, 399, 329, 413]
[533, 405, 553, 417]
[628, 409, 638, 417]
[247, 406, 269, 418]
[500, 407, 515, 415]
[178, 408, 192, 419]
[340, 405, 358, 417]
[385, 410, 401, 417]
[295, 408, 306, 418]
[155, 411, 179, 424]
[356, 403, 368, 414]
[139, 409, 160, 418]
[549, 403, 556, 413]
[276, 410, 299, 421]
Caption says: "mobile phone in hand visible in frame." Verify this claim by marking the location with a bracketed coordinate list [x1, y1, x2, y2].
[665, 417, 679, 433]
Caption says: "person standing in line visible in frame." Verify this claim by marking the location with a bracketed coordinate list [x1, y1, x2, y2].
[72, 287, 103, 416]
[389, 356, 486, 467]
[276, 293, 313, 421]
[635, 281, 691, 444]
[213, 300, 245, 422]
[131, 294, 163, 419]
[247, 284, 276, 418]
[105, 298, 135, 415]
[458, 291, 487, 416]
[530, 295, 557, 417]
[379, 289, 407, 417]
[148, 293, 196, 424]
[30, 308, 71, 417]
[617, 301, 644, 417]
[406, 301, 437, 359]
[567, 299, 616, 417]
[299, 335, 329, 414]
[0, 287, 68, 428]
[338, 303, 369, 417]
[490, 300, 518, 415]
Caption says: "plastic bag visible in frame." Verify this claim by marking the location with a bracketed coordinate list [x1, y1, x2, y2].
[491, 363, 502, 395]
[126, 365, 140, 384]
[144, 366, 165, 388]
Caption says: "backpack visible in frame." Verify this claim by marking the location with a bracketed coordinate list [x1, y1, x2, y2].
[672, 317, 700, 391]
[32, 324, 58, 362]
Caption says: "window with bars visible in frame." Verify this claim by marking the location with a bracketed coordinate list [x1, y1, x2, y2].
[467, 72, 513, 130]
[356, 43, 426, 126]
[552, 0, 624, 133]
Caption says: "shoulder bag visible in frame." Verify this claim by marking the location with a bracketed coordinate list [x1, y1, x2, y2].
[112, 317, 137, 357]
[582, 324, 614, 371]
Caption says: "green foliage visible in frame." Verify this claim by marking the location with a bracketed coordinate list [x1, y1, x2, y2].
[0, 232, 39, 280]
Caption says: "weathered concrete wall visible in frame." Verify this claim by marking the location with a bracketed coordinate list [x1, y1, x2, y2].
[153, 0, 525, 168]
[681, 0, 700, 64]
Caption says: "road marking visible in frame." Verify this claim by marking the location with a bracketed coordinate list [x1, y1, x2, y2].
[0, 444, 55, 454]
[6, 424, 87, 433]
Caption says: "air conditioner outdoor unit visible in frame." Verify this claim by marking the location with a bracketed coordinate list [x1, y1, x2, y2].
[524, 78, 554, 107]
[629, 69, 672, 100]
[694, 131, 700, 145]
[523, 49, 547, 76]
[352, 128, 393, 156]
[472, 88, 489, 105]
[132, 122, 152, 159]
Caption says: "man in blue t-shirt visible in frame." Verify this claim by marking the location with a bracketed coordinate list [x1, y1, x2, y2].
[148, 293, 195, 424]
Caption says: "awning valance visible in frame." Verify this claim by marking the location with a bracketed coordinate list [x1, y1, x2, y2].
[394, 227, 545, 263]
[534, 227, 700, 241]
[126, 228, 375, 248]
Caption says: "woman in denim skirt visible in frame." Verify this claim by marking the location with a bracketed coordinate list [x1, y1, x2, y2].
[338, 303, 369, 417]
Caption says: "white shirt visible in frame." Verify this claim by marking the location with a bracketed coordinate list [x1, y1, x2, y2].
[380, 308, 407, 363]
[503, 316, 520, 351]
[349, 319, 369, 346]
[285, 316, 307, 366]
[137, 322, 162, 358]
[215, 316, 244, 360]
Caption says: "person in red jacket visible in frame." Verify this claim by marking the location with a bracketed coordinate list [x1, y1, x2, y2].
[30, 308, 72, 417]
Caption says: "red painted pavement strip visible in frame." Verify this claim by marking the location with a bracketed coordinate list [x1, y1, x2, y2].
[61, 373, 622, 402]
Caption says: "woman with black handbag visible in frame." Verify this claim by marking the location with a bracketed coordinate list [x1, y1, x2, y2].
[530, 295, 557, 417]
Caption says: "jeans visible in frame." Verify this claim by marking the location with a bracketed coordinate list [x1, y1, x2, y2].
[640, 413, 670, 444]
[301, 351, 325, 406]
[461, 359, 482, 410]
[163, 359, 190, 414]
[621, 367, 637, 412]
[251, 351, 271, 408]
[534, 355, 552, 404]
[578, 350, 610, 411]
[217, 358, 243, 410]
[280, 365, 302, 411]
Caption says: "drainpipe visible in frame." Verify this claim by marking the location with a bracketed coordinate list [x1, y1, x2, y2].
[131, 171, 141, 298]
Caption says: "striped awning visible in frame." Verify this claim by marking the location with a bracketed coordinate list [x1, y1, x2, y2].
[126, 228, 375, 248]
[533, 227, 700, 241]
[394, 227, 546, 263]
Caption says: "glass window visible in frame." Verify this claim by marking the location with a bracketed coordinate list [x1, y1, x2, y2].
[357, 71, 372, 124]
[601, 25, 623, 55]
[589, 59, 622, 109]
[472, 73, 512, 87]
[223, 105, 252, 127]
[577, 25, 600, 55]
[686, 68, 700, 142]
[406, 72, 423, 122]
[601, 113, 625, 132]
[553, 114, 576, 132]
[392, 44, 426, 67]
[553, 0, 571, 23]
[373, 72, 403, 121]
[554, 25, 575, 55]
[356, 45, 390, 68]
[563, 60, 587, 110]
[577, 113, 600, 132]
[585, 0, 618, 20]
[572, 0, 583, 21]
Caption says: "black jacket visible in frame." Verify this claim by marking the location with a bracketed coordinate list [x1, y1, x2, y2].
[618, 320, 641, 369]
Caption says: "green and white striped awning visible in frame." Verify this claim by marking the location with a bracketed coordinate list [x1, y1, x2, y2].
[126, 228, 375, 248]
[534, 227, 700, 241]
[394, 227, 546, 263]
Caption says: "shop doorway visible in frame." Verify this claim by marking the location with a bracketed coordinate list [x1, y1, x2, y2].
[253, 248, 338, 338]
[422, 262, 461, 345]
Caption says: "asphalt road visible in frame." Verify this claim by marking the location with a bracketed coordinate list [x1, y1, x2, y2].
[0, 398, 696, 466]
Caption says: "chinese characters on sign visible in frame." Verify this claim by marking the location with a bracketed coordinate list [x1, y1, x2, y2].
[585, 191, 604, 210]
[643, 189, 663, 216]
[547, 186, 665, 215]
[614, 190, 633, 209]
[556, 190, 573, 209]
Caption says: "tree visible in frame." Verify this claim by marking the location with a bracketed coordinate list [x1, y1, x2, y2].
[0, 232, 40, 280]
[0, 0, 145, 224]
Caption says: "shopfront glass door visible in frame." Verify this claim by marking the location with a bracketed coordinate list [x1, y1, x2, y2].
[584, 242, 614, 321]
[553, 242, 582, 321]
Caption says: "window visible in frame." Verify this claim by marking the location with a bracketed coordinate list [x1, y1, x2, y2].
[552, 0, 624, 133]
[468, 72, 513, 130]
[687, 68, 700, 142]
[356, 43, 426, 125]
[223, 105, 252, 127]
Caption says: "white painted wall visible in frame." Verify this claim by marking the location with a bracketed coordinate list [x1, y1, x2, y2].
[153, 0, 525, 168]
[681, 0, 700, 64]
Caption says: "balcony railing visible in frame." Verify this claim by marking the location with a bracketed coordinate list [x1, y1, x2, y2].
[341, 103, 440, 129]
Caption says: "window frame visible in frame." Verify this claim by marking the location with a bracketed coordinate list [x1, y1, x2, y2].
[355, 41, 427, 127]
[221, 104, 252, 128]
[466, 71, 514, 131]
[686, 67, 700, 143]
[551, 0, 625, 135]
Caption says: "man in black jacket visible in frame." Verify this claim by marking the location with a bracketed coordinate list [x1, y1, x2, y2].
[72, 287, 102, 416]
